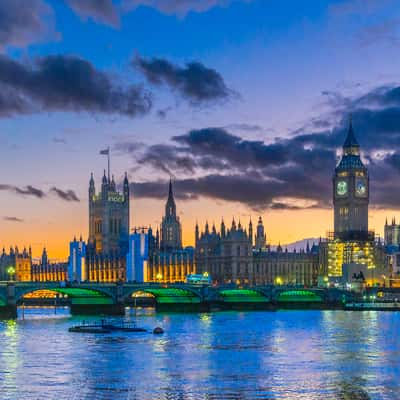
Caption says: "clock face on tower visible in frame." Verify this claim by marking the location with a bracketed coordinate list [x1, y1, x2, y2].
[336, 180, 348, 196]
[355, 178, 367, 196]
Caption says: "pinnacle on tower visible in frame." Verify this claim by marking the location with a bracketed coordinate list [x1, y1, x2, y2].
[168, 178, 174, 202]
[343, 115, 360, 155]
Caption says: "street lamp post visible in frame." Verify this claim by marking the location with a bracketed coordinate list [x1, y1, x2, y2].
[7, 266, 16, 282]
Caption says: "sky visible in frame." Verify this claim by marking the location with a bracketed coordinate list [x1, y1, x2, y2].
[2, 0, 400, 259]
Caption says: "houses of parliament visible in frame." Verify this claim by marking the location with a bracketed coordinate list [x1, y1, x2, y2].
[0, 119, 390, 286]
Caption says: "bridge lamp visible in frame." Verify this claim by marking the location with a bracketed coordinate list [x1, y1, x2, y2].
[203, 272, 209, 278]
[7, 266, 16, 281]
[275, 277, 283, 285]
[156, 273, 163, 282]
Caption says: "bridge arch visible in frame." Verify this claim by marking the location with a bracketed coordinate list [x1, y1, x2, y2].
[15, 286, 114, 305]
[217, 288, 270, 303]
[277, 289, 323, 303]
[124, 286, 202, 304]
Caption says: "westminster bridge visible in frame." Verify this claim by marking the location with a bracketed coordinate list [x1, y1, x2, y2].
[0, 281, 355, 318]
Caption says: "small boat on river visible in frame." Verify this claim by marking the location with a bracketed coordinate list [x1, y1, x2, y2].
[69, 319, 147, 333]
[68, 325, 111, 333]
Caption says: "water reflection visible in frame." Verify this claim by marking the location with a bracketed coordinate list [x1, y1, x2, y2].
[0, 309, 399, 399]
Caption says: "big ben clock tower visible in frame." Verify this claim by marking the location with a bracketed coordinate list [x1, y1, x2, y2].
[333, 118, 369, 240]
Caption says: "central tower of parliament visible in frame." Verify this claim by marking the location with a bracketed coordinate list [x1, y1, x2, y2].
[85, 170, 130, 281]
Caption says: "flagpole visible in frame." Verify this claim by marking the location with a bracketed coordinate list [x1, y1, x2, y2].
[108, 147, 110, 182]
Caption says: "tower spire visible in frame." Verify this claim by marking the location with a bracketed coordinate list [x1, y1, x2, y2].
[343, 115, 359, 154]
[168, 177, 174, 202]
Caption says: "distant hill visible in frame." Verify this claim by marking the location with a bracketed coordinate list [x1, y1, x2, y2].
[270, 238, 320, 252]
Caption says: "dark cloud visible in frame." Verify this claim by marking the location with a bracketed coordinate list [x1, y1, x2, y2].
[224, 123, 263, 132]
[0, 184, 80, 202]
[0, 184, 45, 199]
[123, 0, 252, 17]
[132, 174, 326, 211]
[123, 82, 400, 211]
[15, 185, 46, 198]
[0, 54, 152, 118]
[50, 187, 80, 202]
[134, 56, 234, 105]
[63, 0, 253, 27]
[3, 216, 23, 223]
[65, 0, 120, 27]
[0, 0, 55, 49]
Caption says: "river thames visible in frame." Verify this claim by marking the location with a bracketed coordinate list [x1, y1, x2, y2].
[0, 308, 399, 399]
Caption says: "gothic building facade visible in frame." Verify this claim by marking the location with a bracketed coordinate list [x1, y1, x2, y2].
[0, 246, 32, 281]
[31, 248, 67, 282]
[0, 247, 67, 282]
[195, 218, 319, 286]
[383, 218, 400, 287]
[160, 179, 182, 252]
[85, 170, 130, 282]
[196, 219, 254, 284]
[147, 180, 194, 282]
[323, 119, 385, 280]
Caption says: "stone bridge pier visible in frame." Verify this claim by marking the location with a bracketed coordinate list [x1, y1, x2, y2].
[0, 283, 18, 319]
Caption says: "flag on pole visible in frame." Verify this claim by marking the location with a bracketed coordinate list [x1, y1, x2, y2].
[100, 148, 111, 181]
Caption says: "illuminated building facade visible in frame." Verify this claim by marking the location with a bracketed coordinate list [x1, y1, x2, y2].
[384, 218, 400, 247]
[68, 237, 86, 282]
[196, 219, 254, 284]
[147, 246, 195, 283]
[160, 179, 182, 252]
[383, 217, 400, 287]
[0, 246, 32, 281]
[253, 245, 319, 286]
[126, 229, 149, 282]
[195, 218, 318, 285]
[147, 181, 195, 282]
[323, 233, 384, 278]
[31, 248, 67, 282]
[85, 170, 130, 282]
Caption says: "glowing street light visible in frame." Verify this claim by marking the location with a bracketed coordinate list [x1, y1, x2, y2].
[275, 276, 283, 285]
[156, 273, 163, 282]
[7, 266, 16, 281]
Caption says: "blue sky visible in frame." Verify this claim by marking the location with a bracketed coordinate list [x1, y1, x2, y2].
[2, 0, 400, 257]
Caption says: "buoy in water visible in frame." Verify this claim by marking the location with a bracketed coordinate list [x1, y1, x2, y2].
[153, 327, 164, 334]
